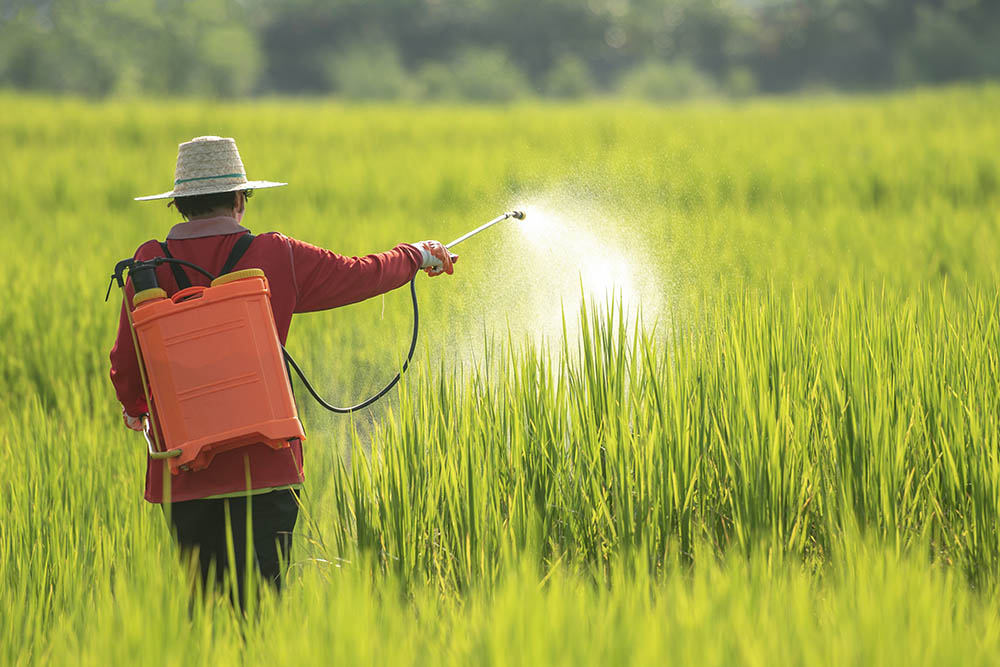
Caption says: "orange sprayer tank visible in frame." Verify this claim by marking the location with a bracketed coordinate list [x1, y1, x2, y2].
[131, 269, 305, 475]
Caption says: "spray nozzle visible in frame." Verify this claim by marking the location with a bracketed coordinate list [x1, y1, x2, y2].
[509, 210, 526, 220]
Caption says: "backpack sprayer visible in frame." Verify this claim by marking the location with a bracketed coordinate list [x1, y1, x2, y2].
[108, 210, 526, 474]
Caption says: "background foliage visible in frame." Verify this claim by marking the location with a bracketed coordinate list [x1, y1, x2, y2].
[1, 0, 998, 100]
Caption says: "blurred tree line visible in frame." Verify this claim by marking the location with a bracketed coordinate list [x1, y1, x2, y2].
[1, 0, 997, 100]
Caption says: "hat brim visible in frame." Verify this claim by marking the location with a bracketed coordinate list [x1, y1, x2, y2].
[134, 180, 287, 201]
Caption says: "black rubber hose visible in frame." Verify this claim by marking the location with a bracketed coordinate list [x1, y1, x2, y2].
[155, 257, 216, 281]
[281, 276, 419, 413]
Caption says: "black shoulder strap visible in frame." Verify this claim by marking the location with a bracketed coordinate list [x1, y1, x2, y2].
[159, 241, 192, 290]
[159, 233, 255, 289]
[220, 233, 255, 276]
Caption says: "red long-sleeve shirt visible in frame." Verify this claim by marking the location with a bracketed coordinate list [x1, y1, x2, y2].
[110, 218, 422, 503]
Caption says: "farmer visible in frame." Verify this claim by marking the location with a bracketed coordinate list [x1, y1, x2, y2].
[109, 135, 455, 603]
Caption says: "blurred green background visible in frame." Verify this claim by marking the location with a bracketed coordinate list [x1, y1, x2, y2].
[2, 0, 998, 100]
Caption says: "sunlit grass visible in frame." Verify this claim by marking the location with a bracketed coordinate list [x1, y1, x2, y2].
[2, 85, 999, 664]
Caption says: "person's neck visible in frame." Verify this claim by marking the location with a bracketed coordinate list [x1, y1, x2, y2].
[187, 210, 236, 221]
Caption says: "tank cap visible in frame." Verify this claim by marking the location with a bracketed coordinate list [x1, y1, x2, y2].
[133, 288, 167, 306]
[210, 268, 266, 287]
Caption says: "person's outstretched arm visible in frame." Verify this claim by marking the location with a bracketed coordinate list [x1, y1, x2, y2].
[287, 236, 455, 313]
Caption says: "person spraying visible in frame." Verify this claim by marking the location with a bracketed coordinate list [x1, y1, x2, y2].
[108, 135, 456, 604]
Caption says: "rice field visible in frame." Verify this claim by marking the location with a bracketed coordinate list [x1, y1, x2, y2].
[1, 85, 999, 665]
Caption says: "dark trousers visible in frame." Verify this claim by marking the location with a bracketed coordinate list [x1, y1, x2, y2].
[167, 488, 299, 606]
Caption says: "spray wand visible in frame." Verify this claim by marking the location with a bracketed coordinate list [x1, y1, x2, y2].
[447, 210, 526, 248]
[414, 210, 526, 274]
[283, 210, 526, 413]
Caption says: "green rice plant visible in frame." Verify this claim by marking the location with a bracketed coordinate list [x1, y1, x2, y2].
[311, 283, 999, 594]
[1, 85, 999, 663]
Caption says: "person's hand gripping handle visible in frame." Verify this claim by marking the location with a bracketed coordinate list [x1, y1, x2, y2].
[414, 240, 458, 276]
[122, 407, 144, 431]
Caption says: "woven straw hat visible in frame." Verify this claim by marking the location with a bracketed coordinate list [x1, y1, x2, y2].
[135, 136, 287, 201]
